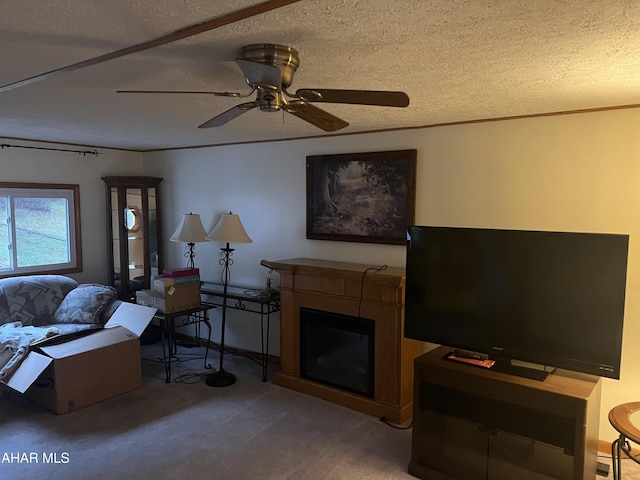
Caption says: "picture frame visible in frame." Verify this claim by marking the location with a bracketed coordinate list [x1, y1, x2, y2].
[306, 149, 417, 245]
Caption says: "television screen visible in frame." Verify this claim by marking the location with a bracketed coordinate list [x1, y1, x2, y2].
[405, 226, 629, 379]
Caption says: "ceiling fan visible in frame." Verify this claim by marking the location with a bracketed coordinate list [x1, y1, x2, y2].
[117, 44, 410, 132]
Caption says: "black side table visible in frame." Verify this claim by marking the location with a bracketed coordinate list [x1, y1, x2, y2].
[200, 283, 280, 382]
[154, 303, 216, 383]
[610, 402, 640, 480]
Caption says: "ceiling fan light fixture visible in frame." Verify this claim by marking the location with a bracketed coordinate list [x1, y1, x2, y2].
[256, 89, 283, 112]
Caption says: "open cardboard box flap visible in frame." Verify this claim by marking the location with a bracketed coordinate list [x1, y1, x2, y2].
[4, 302, 156, 394]
[103, 302, 156, 337]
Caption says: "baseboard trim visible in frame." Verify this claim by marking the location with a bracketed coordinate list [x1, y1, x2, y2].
[598, 438, 640, 457]
[174, 332, 281, 366]
[599, 439, 613, 455]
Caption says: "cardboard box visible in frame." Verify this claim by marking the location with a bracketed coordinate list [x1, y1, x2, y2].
[152, 276, 175, 293]
[153, 276, 200, 293]
[136, 281, 200, 314]
[3, 302, 156, 414]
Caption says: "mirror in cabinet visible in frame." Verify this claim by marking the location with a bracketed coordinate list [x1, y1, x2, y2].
[102, 176, 163, 300]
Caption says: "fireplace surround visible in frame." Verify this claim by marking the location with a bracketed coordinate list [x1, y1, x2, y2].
[269, 258, 421, 423]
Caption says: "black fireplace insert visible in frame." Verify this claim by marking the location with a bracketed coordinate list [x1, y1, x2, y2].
[300, 307, 375, 398]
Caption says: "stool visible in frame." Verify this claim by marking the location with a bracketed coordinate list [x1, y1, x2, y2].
[609, 402, 640, 479]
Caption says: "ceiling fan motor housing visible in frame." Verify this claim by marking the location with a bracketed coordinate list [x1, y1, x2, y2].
[257, 89, 283, 112]
[236, 44, 300, 88]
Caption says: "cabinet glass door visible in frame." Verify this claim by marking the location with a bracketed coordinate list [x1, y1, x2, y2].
[488, 430, 572, 480]
[147, 186, 159, 279]
[416, 409, 487, 479]
[124, 188, 145, 293]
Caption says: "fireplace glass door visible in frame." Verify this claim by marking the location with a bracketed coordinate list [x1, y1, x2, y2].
[300, 307, 375, 398]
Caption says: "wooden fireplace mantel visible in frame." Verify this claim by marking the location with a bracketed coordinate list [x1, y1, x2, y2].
[269, 258, 421, 424]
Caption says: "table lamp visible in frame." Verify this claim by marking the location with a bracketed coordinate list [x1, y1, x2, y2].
[170, 212, 208, 269]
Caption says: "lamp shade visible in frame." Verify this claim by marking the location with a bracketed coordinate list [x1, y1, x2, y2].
[206, 213, 252, 244]
[170, 213, 208, 243]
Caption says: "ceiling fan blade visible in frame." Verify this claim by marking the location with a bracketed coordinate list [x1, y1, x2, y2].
[284, 101, 349, 132]
[296, 89, 410, 107]
[117, 90, 245, 97]
[198, 102, 256, 128]
[236, 59, 282, 87]
[0, 0, 302, 93]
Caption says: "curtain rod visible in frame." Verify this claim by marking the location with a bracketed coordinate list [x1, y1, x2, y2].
[1, 143, 101, 156]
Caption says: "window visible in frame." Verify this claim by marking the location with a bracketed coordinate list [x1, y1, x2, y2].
[0, 183, 82, 276]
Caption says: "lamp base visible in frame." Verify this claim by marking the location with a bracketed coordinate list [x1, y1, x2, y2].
[205, 368, 236, 387]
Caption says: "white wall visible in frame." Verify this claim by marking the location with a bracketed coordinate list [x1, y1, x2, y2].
[0, 139, 144, 283]
[6, 113, 636, 439]
[144, 107, 640, 439]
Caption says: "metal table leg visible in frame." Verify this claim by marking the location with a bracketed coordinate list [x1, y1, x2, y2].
[160, 317, 176, 383]
[612, 433, 640, 479]
[201, 314, 213, 370]
[260, 307, 267, 382]
[612, 435, 621, 480]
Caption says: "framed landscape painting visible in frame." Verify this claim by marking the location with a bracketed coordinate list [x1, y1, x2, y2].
[306, 149, 417, 245]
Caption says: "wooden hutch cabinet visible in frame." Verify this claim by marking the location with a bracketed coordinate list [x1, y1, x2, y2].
[102, 176, 163, 300]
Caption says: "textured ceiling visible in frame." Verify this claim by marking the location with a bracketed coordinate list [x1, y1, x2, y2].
[1, 0, 639, 151]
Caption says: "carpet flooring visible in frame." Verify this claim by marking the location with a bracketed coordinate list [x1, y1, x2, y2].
[1, 343, 415, 480]
[1, 342, 638, 479]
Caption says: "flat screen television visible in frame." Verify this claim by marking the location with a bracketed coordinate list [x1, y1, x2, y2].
[405, 226, 629, 379]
